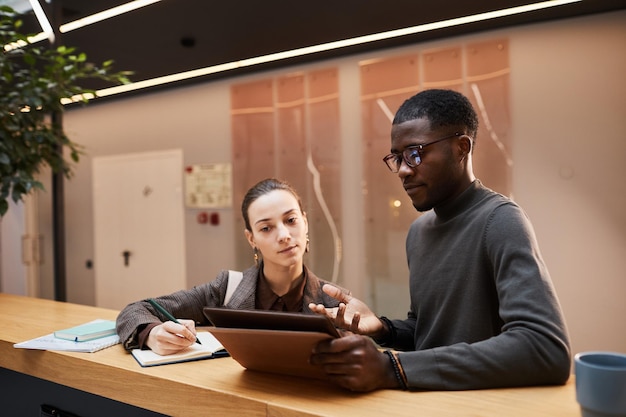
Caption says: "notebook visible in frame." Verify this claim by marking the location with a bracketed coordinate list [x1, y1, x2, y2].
[54, 319, 117, 342]
[131, 331, 228, 367]
[14, 333, 120, 353]
[202, 308, 339, 379]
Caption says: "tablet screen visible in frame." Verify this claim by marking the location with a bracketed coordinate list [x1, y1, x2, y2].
[202, 307, 340, 337]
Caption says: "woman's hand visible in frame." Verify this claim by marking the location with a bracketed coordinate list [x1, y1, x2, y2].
[145, 319, 197, 355]
[309, 284, 385, 338]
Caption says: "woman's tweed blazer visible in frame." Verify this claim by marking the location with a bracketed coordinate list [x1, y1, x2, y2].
[116, 264, 347, 350]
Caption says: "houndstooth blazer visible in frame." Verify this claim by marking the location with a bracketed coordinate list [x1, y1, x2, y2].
[116, 264, 347, 350]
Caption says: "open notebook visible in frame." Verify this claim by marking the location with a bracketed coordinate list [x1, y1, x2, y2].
[131, 331, 228, 367]
[203, 308, 339, 379]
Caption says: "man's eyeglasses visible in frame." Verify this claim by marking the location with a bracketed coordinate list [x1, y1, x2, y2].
[382, 132, 461, 173]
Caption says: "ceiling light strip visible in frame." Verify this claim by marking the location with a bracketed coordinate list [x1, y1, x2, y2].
[64, 0, 580, 102]
[28, 0, 54, 43]
[59, 0, 162, 33]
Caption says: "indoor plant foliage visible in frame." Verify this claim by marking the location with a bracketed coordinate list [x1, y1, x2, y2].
[0, 6, 131, 216]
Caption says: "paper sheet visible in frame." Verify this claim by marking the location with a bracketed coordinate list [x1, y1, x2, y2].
[14, 332, 120, 353]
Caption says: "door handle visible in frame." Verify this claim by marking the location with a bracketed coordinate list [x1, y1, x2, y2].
[122, 250, 132, 267]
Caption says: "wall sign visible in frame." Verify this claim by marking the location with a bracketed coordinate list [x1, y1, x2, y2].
[184, 163, 232, 208]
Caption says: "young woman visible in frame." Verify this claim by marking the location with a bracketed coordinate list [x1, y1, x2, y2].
[116, 178, 346, 355]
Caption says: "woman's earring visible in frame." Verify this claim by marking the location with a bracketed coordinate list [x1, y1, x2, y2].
[305, 235, 310, 253]
[253, 247, 259, 267]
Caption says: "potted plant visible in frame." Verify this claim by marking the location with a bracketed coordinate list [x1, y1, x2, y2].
[0, 5, 131, 216]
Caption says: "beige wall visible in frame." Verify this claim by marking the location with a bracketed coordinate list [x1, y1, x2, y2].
[508, 12, 626, 356]
[32, 10, 626, 358]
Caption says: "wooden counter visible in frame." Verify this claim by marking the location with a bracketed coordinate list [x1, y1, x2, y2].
[0, 293, 581, 417]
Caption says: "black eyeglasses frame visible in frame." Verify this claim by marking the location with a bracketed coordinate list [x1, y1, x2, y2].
[382, 132, 462, 173]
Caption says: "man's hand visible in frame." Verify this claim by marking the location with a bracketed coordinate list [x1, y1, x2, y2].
[310, 334, 399, 392]
[146, 319, 197, 355]
[309, 284, 385, 337]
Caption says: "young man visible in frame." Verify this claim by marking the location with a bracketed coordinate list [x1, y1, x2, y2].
[309, 89, 571, 392]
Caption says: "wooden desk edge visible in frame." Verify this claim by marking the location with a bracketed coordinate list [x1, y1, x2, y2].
[1, 340, 271, 416]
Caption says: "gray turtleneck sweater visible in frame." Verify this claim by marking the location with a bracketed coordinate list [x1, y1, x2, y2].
[386, 180, 571, 390]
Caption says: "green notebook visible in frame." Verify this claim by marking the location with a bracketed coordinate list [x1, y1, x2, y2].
[54, 319, 117, 342]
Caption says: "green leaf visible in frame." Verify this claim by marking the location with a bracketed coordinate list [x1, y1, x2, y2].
[23, 53, 35, 66]
[0, 5, 132, 217]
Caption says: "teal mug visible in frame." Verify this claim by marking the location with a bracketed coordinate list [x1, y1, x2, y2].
[575, 351, 626, 417]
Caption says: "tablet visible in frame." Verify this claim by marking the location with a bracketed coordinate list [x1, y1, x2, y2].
[202, 308, 339, 379]
[202, 307, 340, 337]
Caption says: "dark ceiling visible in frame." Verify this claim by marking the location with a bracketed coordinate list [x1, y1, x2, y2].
[15, 0, 626, 97]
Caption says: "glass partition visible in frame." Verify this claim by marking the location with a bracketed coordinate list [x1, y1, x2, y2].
[231, 69, 342, 282]
[230, 38, 511, 316]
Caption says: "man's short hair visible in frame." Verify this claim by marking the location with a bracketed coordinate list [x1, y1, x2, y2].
[393, 89, 479, 138]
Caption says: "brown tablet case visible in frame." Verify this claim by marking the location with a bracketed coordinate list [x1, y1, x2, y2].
[202, 308, 339, 379]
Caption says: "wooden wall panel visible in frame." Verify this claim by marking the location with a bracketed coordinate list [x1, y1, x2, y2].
[231, 79, 275, 266]
[466, 39, 512, 197]
[422, 46, 463, 90]
[230, 69, 342, 281]
[307, 68, 341, 282]
[360, 55, 419, 284]
[276, 74, 307, 194]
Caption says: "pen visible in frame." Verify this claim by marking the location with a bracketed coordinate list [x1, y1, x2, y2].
[147, 298, 201, 345]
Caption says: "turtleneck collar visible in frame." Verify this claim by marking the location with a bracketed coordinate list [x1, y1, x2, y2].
[432, 179, 484, 222]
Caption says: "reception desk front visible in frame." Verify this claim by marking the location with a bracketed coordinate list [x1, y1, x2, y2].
[0, 293, 580, 417]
